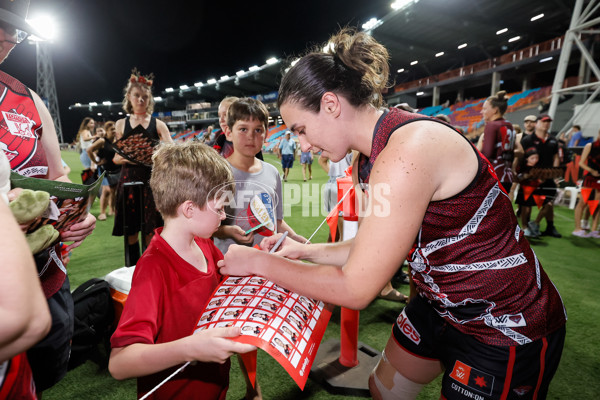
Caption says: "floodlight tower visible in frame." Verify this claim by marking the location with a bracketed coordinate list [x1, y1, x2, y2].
[28, 16, 63, 143]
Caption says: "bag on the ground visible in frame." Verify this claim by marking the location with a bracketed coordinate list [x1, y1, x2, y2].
[68, 278, 115, 370]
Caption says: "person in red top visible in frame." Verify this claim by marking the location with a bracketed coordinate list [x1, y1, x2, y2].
[218, 29, 566, 400]
[109, 142, 255, 399]
[0, 0, 96, 395]
[479, 90, 515, 191]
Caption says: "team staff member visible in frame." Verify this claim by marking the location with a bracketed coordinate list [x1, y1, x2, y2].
[520, 114, 562, 238]
[218, 29, 566, 400]
[0, 0, 96, 395]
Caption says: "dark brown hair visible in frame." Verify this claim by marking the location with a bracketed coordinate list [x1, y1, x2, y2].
[227, 98, 269, 131]
[277, 28, 390, 112]
[486, 90, 508, 116]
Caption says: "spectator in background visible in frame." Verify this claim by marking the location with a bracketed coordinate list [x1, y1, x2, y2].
[112, 69, 172, 266]
[300, 149, 313, 181]
[510, 115, 538, 201]
[479, 90, 515, 191]
[76, 117, 96, 170]
[213, 96, 238, 158]
[572, 134, 600, 238]
[520, 114, 562, 238]
[277, 131, 296, 182]
[87, 121, 121, 221]
[559, 124, 583, 147]
[0, 0, 96, 394]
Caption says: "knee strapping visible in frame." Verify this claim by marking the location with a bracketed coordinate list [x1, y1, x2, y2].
[372, 350, 424, 400]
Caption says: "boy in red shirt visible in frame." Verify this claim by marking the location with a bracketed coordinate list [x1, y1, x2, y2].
[109, 142, 255, 399]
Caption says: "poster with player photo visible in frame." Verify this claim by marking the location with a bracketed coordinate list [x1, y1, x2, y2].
[194, 275, 332, 389]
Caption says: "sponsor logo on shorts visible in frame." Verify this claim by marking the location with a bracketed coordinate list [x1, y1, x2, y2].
[395, 309, 421, 345]
[513, 385, 532, 396]
[489, 313, 526, 328]
[449, 360, 494, 396]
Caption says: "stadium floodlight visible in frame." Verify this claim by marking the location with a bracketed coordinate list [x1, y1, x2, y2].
[179, 85, 189, 90]
[75, 102, 81, 107]
[194, 82, 203, 87]
[219, 75, 229, 81]
[236, 70, 245, 77]
[362, 17, 381, 31]
[97, 112, 102, 116]
[89, 102, 98, 106]
[165, 87, 174, 92]
[435, 52, 444, 57]
[539, 57, 553, 63]
[397, 68, 405, 73]
[154, 97, 162, 102]
[391, 0, 414, 11]
[26, 15, 58, 41]
[496, 28, 508, 35]
[410, 60, 418, 65]
[531, 13, 544, 22]
[508, 36, 521, 43]
[458, 43, 467, 49]
[248, 65, 260, 72]
[266, 57, 278, 65]
[416, 91, 424, 96]
[102, 101, 111, 105]
[207, 78, 217, 84]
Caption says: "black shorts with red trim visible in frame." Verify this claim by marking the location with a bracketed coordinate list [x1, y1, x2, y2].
[392, 295, 565, 399]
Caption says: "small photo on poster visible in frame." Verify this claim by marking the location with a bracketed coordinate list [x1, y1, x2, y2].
[230, 296, 252, 306]
[241, 324, 263, 336]
[286, 314, 305, 332]
[265, 290, 286, 303]
[206, 297, 226, 309]
[239, 286, 261, 296]
[258, 299, 280, 312]
[278, 324, 299, 344]
[249, 311, 272, 323]
[219, 308, 243, 320]
[271, 335, 293, 358]
[293, 305, 310, 322]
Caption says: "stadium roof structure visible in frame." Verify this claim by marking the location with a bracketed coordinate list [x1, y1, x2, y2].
[71, 0, 578, 112]
[167, 0, 576, 103]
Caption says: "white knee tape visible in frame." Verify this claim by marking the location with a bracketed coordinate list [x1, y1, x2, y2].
[372, 351, 424, 400]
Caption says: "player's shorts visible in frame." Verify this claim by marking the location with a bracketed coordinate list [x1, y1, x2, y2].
[392, 295, 565, 399]
[27, 277, 74, 391]
[281, 154, 294, 169]
[516, 179, 557, 206]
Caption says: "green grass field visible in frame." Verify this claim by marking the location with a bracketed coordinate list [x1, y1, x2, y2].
[45, 150, 600, 399]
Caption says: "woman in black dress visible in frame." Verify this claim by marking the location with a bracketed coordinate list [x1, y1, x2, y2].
[112, 70, 172, 265]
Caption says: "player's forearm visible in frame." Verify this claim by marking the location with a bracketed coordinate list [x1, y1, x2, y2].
[253, 251, 371, 309]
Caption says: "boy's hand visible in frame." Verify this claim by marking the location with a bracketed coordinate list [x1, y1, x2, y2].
[217, 244, 262, 276]
[259, 233, 306, 260]
[189, 326, 256, 364]
[228, 225, 255, 245]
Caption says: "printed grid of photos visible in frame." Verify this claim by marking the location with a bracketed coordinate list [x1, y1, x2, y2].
[195, 276, 324, 368]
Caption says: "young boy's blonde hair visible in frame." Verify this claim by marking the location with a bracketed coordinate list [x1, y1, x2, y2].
[150, 141, 234, 218]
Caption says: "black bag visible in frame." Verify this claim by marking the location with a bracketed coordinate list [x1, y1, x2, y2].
[68, 278, 115, 370]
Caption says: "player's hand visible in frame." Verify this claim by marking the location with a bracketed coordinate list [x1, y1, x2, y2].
[61, 212, 96, 251]
[187, 326, 256, 364]
[259, 233, 306, 260]
[218, 244, 264, 276]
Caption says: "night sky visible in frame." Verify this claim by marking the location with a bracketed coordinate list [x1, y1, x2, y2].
[1, 0, 391, 142]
